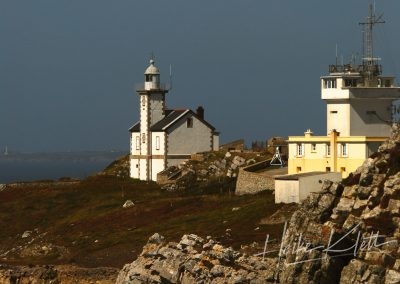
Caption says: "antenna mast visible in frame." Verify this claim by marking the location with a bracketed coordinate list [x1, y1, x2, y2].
[169, 64, 173, 91]
[359, 3, 385, 81]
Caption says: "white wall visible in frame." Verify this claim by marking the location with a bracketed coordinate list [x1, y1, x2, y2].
[275, 180, 299, 203]
[130, 158, 139, 179]
[275, 172, 341, 204]
[327, 102, 350, 135]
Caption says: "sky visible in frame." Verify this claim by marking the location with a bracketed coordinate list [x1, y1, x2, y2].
[1, 0, 399, 152]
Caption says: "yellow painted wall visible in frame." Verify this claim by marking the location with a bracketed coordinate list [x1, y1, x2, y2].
[288, 134, 385, 178]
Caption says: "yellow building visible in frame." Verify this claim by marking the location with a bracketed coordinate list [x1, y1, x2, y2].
[287, 6, 400, 178]
[288, 130, 385, 178]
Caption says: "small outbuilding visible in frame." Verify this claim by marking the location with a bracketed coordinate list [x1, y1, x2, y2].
[274, 171, 341, 204]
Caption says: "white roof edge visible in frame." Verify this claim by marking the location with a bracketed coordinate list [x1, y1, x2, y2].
[162, 109, 190, 130]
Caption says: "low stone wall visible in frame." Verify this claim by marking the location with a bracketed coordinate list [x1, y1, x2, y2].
[235, 160, 275, 195]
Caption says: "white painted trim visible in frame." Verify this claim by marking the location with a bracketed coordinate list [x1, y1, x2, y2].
[162, 109, 190, 130]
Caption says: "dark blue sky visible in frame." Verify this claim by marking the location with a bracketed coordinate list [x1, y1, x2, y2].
[1, 1, 399, 152]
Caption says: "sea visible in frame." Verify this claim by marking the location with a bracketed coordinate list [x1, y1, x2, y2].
[0, 151, 127, 184]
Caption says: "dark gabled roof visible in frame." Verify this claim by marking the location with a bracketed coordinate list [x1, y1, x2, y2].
[129, 121, 140, 132]
[150, 109, 189, 131]
[129, 108, 217, 133]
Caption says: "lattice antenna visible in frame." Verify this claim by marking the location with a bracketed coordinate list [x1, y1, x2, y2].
[359, 4, 385, 69]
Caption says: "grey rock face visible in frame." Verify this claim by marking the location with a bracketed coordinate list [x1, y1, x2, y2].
[116, 234, 277, 284]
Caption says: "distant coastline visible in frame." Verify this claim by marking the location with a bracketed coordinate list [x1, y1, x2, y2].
[0, 150, 126, 184]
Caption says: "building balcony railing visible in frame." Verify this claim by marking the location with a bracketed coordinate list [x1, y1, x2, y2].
[135, 83, 171, 91]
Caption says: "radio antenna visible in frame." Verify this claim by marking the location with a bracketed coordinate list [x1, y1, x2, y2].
[169, 64, 173, 91]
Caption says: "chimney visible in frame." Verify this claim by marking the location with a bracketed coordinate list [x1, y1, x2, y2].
[196, 106, 204, 120]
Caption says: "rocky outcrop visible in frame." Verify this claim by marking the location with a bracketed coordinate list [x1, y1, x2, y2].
[116, 233, 277, 283]
[160, 151, 267, 191]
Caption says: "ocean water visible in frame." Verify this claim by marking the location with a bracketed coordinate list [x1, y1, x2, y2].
[0, 151, 127, 184]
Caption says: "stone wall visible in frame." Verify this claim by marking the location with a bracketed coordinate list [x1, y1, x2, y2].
[235, 160, 275, 195]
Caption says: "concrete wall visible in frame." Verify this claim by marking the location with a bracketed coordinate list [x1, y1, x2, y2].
[298, 172, 341, 200]
[350, 98, 392, 137]
[275, 180, 299, 203]
[275, 172, 341, 204]
[235, 160, 275, 195]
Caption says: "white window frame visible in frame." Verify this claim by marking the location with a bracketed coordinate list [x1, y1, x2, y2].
[324, 79, 337, 89]
[341, 143, 348, 156]
[297, 143, 304, 156]
[326, 144, 331, 157]
[155, 136, 160, 150]
[136, 136, 140, 150]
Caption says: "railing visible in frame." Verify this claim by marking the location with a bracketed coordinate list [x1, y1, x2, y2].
[329, 64, 382, 76]
[134, 83, 171, 91]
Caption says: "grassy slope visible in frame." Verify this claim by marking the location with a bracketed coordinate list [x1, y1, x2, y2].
[0, 175, 285, 268]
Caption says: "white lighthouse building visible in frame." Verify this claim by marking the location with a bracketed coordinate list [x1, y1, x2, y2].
[129, 59, 219, 181]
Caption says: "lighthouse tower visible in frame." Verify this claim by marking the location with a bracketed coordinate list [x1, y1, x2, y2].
[129, 58, 219, 182]
[136, 59, 168, 181]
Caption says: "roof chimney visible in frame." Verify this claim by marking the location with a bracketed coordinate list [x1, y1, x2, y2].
[196, 106, 204, 120]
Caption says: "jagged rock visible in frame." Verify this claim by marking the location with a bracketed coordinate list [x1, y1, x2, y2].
[122, 200, 135, 208]
[386, 269, 400, 284]
[21, 231, 32, 239]
[232, 156, 246, 166]
[116, 234, 276, 284]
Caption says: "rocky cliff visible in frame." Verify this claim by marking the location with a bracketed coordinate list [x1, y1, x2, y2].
[117, 125, 400, 283]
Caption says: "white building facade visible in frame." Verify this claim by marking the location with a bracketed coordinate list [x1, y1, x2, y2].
[129, 59, 219, 181]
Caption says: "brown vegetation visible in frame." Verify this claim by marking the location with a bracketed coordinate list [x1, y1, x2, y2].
[0, 175, 285, 269]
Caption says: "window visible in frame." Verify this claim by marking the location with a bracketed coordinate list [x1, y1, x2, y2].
[142, 133, 146, 144]
[341, 143, 348, 156]
[141, 97, 146, 107]
[145, 74, 152, 82]
[330, 110, 338, 114]
[296, 167, 302, 173]
[344, 79, 357, 87]
[136, 136, 140, 150]
[324, 79, 337, 89]
[311, 143, 317, 152]
[326, 167, 331, 172]
[326, 144, 331, 156]
[155, 136, 160, 150]
[186, 117, 193, 128]
[297, 144, 303, 156]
